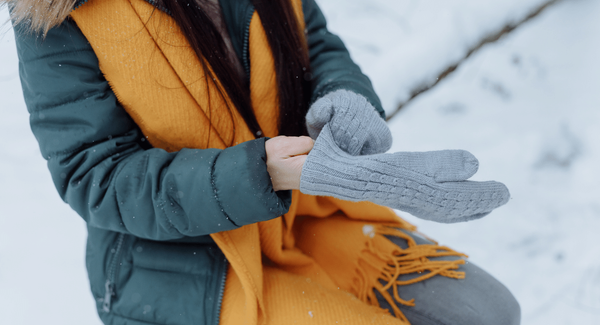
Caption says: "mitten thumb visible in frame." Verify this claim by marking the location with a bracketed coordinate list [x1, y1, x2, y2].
[305, 95, 334, 140]
[382, 150, 479, 182]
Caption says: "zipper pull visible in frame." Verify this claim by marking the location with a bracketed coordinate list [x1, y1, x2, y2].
[102, 279, 114, 313]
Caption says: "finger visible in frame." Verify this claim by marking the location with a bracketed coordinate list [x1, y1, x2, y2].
[278, 136, 314, 157]
[389, 150, 479, 182]
[288, 154, 308, 170]
[429, 150, 479, 182]
[272, 155, 307, 191]
[370, 150, 479, 182]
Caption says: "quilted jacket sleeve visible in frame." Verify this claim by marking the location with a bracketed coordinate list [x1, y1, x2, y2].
[14, 18, 291, 241]
[303, 0, 386, 119]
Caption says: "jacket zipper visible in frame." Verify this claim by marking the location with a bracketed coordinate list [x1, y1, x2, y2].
[213, 258, 228, 325]
[102, 233, 127, 313]
[242, 6, 254, 82]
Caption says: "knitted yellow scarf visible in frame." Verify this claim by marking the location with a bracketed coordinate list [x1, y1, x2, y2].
[71, 1, 466, 323]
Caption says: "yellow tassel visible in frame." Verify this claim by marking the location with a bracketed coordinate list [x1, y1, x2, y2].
[354, 225, 468, 324]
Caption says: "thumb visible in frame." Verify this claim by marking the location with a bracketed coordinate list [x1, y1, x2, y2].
[386, 150, 479, 182]
[424, 150, 479, 182]
[305, 96, 334, 139]
[267, 136, 315, 158]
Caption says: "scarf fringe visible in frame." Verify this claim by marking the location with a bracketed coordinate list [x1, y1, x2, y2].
[353, 224, 468, 324]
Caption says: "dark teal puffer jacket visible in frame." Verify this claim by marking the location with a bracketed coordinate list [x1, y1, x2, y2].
[14, 0, 384, 324]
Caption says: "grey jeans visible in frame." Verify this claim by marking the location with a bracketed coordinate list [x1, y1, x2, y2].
[377, 231, 521, 325]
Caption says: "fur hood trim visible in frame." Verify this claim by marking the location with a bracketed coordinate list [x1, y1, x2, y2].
[2, 0, 78, 35]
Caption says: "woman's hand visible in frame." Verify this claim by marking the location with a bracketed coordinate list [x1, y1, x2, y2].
[266, 136, 314, 191]
[305, 89, 392, 156]
[300, 124, 511, 223]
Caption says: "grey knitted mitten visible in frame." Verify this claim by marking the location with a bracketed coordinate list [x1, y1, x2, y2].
[300, 124, 511, 223]
[305, 89, 392, 156]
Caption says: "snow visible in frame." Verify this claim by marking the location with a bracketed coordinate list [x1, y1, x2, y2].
[1, 0, 599, 324]
[0, 13, 99, 324]
[318, 0, 552, 116]
[384, 0, 600, 323]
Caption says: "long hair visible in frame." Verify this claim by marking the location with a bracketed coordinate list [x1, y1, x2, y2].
[251, 0, 312, 136]
[161, 0, 312, 137]
[5, 0, 313, 138]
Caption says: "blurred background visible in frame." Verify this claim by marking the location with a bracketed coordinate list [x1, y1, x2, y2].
[1, 0, 599, 323]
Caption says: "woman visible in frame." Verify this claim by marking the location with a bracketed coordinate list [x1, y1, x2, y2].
[6, 0, 520, 324]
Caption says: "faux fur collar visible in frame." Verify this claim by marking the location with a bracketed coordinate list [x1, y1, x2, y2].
[2, 0, 79, 35]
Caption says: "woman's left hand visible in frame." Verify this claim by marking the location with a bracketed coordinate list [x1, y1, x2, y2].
[265, 136, 314, 191]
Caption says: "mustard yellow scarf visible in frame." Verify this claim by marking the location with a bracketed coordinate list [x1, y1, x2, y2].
[71, 1, 466, 323]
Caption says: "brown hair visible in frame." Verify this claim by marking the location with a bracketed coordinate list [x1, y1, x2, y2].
[6, 0, 312, 138]
[160, 0, 312, 137]
[251, 0, 312, 136]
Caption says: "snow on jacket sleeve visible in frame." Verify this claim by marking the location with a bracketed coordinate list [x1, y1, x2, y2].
[303, 0, 386, 119]
[14, 18, 291, 240]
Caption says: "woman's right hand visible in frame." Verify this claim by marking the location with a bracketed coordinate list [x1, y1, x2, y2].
[265, 136, 314, 191]
[305, 89, 392, 156]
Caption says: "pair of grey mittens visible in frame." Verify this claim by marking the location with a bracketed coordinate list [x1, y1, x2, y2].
[300, 90, 510, 223]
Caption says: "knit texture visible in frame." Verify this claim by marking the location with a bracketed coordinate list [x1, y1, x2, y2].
[306, 89, 392, 155]
[301, 124, 510, 223]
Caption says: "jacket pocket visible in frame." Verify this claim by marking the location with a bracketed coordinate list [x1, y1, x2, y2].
[105, 238, 227, 325]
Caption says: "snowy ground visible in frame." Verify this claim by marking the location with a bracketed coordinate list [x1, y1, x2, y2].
[1, 0, 599, 324]
[318, 0, 552, 116]
[383, 0, 600, 323]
